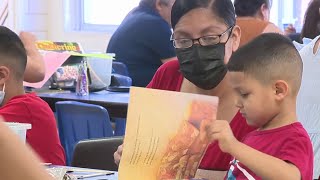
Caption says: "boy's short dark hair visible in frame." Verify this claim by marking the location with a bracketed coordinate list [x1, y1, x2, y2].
[227, 33, 303, 95]
[0, 26, 27, 80]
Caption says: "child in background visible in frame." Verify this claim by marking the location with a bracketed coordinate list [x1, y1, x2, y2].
[0, 26, 65, 165]
[201, 33, 313, 179]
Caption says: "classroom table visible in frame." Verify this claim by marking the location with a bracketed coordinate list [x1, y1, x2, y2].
[37, 90, 129, 118]
[46, 165, 118, 180]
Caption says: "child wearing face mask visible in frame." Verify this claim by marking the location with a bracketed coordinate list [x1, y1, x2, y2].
[0, 26, 66, 165]
[202, 33, 313, 179]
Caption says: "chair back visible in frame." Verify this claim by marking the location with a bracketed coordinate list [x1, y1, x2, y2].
[113, 117, 126, 136]
[112, 61, 129, 76]
[288, 33, 302, 43]
[110, 74, 132, 87]
[72, 137, 123, 171]
[55, 101, 114, 165]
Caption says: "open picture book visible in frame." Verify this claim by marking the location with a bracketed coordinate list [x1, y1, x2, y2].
[119, 87, 219, 180]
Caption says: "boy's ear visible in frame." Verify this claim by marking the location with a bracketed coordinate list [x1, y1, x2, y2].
[273, 80, 289, 101]
[0, 66, 10, 85]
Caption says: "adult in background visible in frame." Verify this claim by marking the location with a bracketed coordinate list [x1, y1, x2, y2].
[296, 2, 320, 177]
[106, 0, 176, 87]
[19, 31, 46, 83]
[234, 0, 283, 47]
[301, 0, 320, 40]
[297, 36, 320, 180]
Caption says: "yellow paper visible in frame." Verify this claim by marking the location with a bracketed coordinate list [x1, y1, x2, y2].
[69, 52, 114, 60]
[119, 87, 218, 180]
[36, 41, 83, 53]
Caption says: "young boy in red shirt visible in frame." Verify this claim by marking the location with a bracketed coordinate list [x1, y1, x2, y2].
[0, 26, 65, 165]
[201, 33, 313, 179]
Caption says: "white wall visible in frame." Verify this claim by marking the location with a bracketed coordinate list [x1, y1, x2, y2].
[13, 0, 112, 52]
[47, 0, 111, 52]
[6, 0, 24, 32]
[19, 0, 48, 39]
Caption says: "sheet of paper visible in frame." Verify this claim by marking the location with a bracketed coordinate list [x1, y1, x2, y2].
[23, 51, 71, 88]
[119, 87, 219, 180]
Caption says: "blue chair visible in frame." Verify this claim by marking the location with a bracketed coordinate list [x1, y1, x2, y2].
[55, 101, 114, 165]
[112, 61, 129, 76]
[113, 117, 126, 136]
[110, 74, 132, 87]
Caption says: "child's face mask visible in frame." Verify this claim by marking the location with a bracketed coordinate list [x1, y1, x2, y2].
[0, 84, 6, 106]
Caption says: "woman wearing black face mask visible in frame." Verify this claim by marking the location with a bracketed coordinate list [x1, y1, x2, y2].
[114, 0, 256, 178]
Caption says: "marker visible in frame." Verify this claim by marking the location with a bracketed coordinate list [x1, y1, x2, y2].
[76, 172, 114, 179]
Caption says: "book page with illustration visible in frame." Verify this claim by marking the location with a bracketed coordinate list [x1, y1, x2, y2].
[119, 87, 218, 180]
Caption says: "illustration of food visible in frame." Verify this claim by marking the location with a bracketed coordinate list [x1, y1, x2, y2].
[157, 100, 217, 179]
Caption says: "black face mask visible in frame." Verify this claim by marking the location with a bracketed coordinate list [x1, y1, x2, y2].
[176, 44, 227, 90]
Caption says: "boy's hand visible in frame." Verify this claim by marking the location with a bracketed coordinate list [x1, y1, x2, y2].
[114, 144, 123, 165]
[200, 119, 238, 153]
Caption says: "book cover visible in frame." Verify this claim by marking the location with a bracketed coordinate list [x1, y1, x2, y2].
[119, 87, 218, 180]
[36, 41, 83, 53]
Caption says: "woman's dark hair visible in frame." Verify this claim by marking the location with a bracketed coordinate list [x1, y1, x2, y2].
[301, 0, 320, 39]
[171, 0, 236, 29]
[234, 0, 270, 17]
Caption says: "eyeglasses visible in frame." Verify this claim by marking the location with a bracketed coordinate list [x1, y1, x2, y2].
[171, 26, 234, 49]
